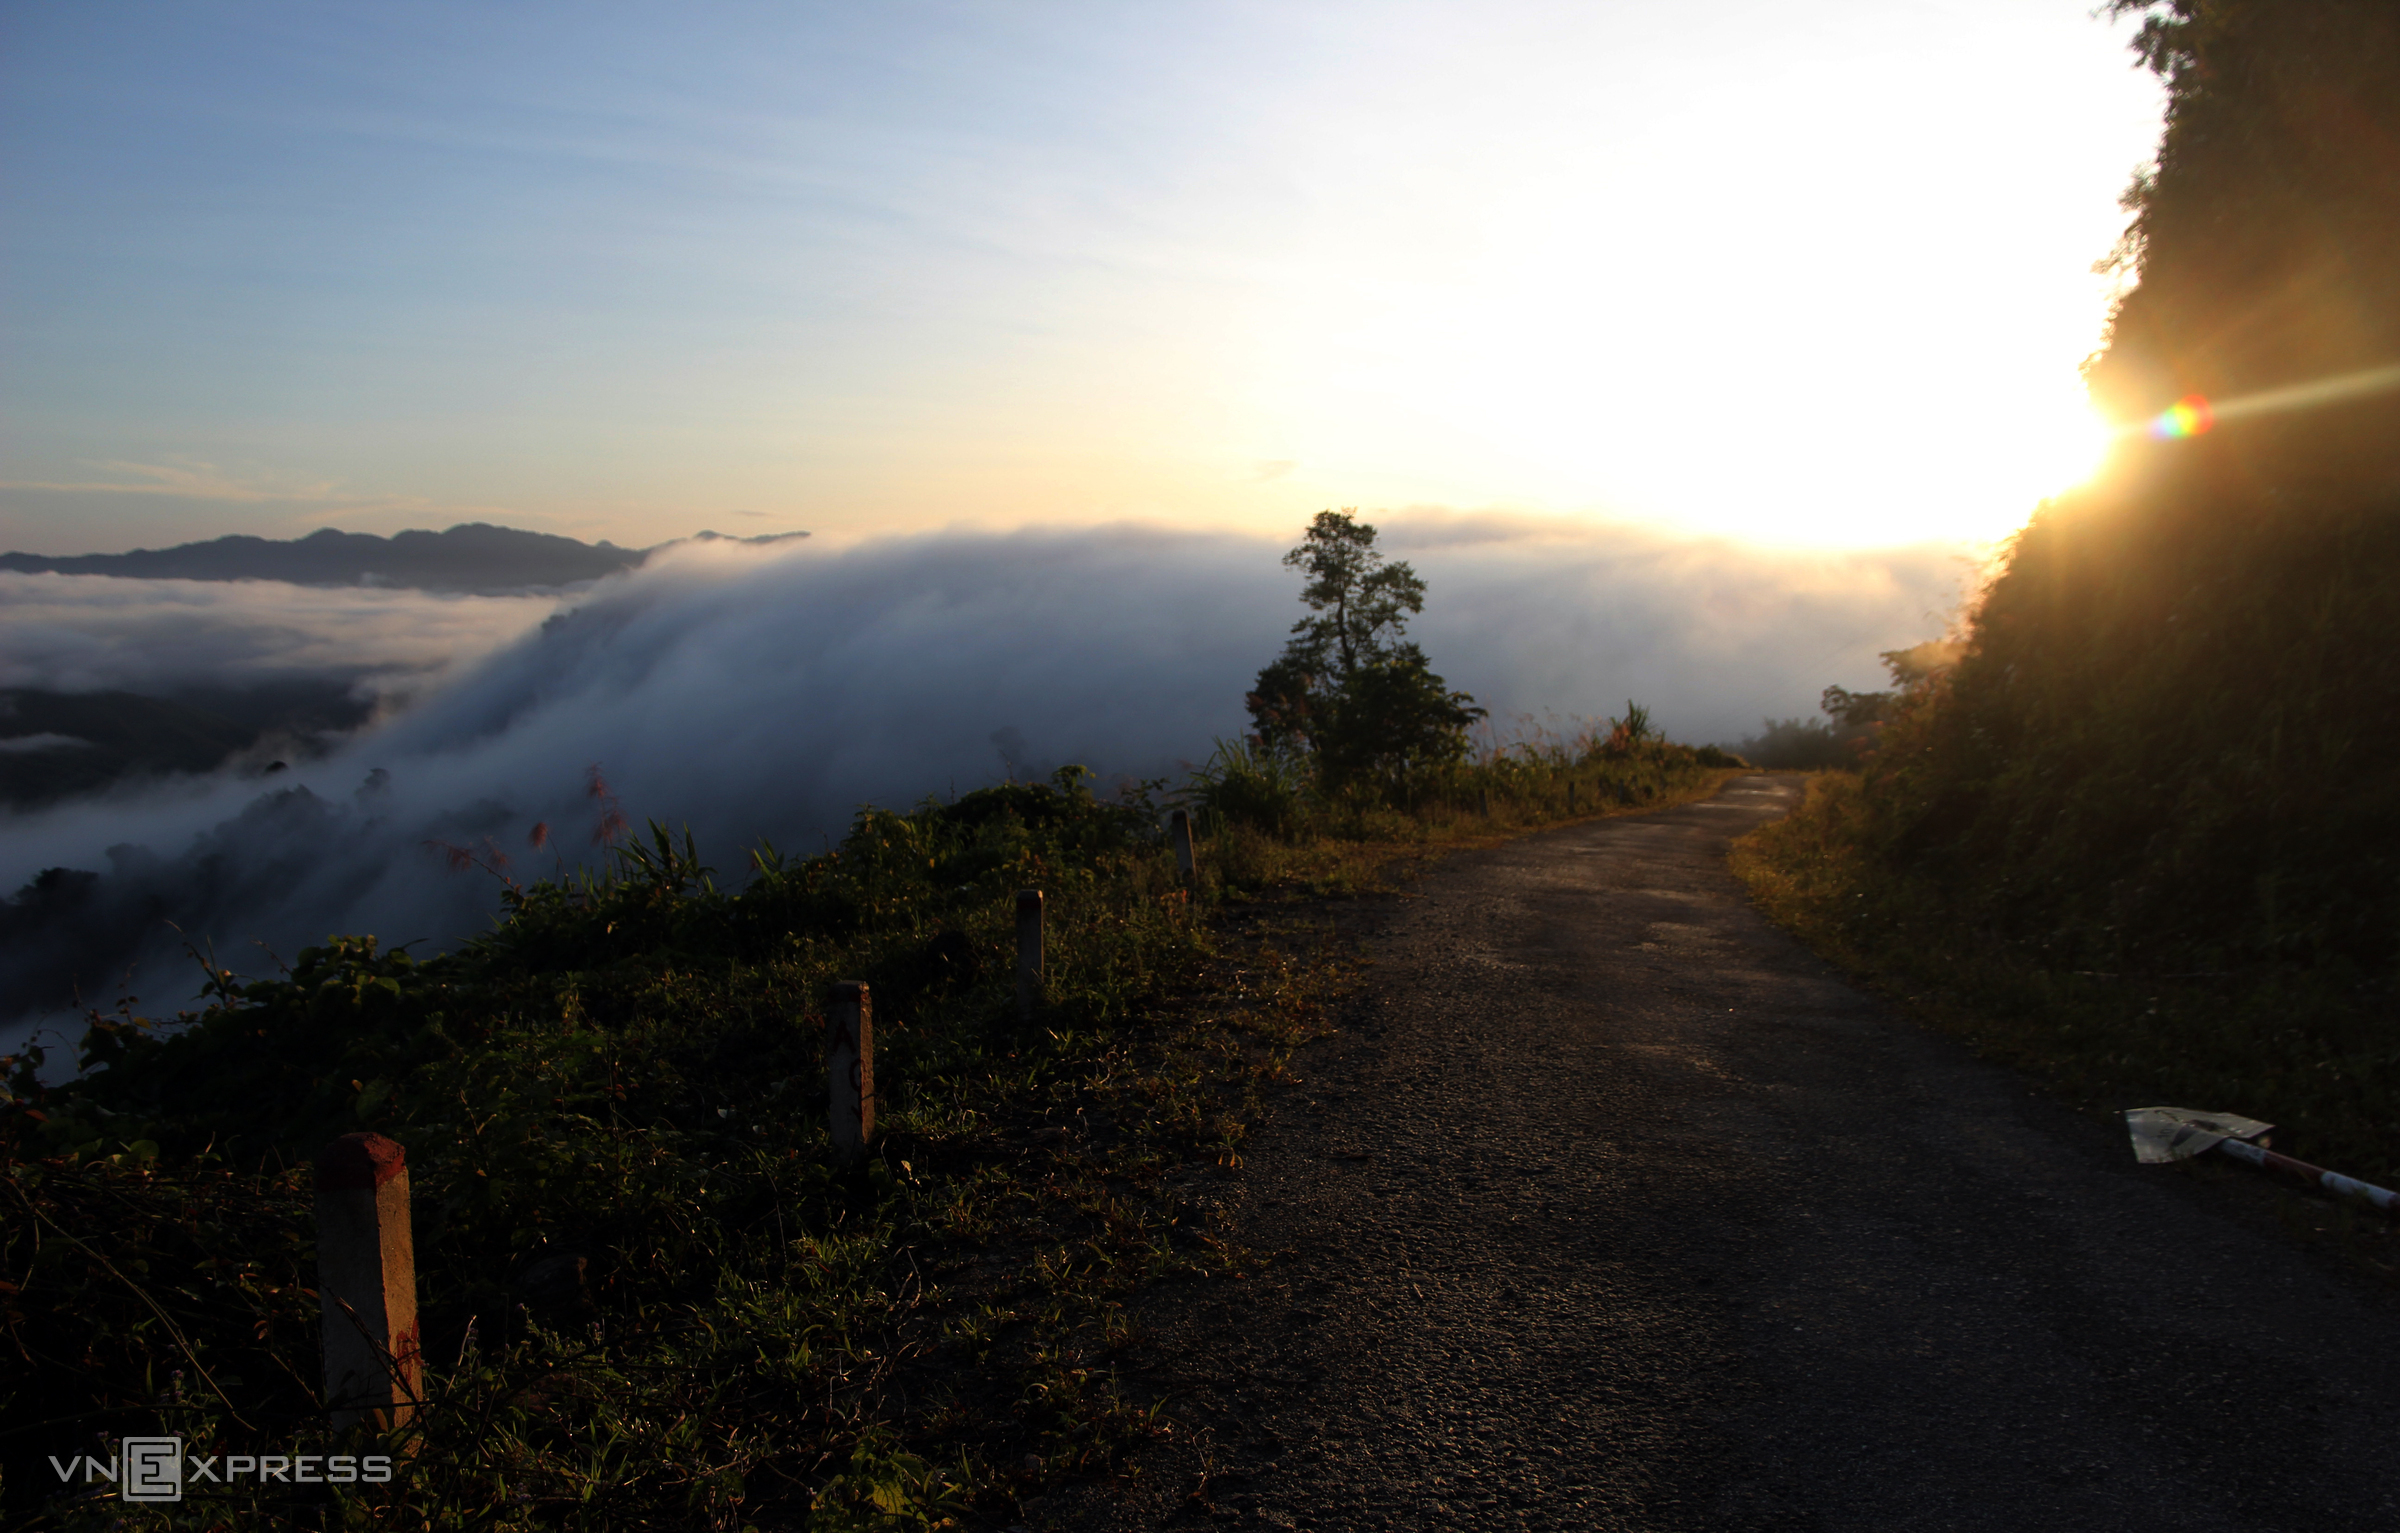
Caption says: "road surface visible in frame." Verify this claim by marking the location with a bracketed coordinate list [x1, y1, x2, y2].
[1046, 774, 2400, 1532]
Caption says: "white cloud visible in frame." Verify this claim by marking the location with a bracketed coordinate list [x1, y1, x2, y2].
[0, 516, 1961, 1048]
[0, 571, 560, 696]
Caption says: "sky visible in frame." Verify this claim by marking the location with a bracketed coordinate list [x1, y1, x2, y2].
[0, 0, 2168, 557]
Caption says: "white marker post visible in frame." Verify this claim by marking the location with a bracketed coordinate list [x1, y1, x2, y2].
[1016, 889, 1044, 1020]
[316, 1133, 422, 1433]
[1167, 808, 1197, 887]
[827, 981, 873, 1164]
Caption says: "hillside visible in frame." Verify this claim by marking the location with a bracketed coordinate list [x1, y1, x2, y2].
[0, 683, 374, 810]
[1740, 0, 2400, 1182]
[1, 739, 1731, 1527]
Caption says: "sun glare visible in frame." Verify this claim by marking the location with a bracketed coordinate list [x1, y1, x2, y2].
[1222, 11, 2164, 555]
[2149, 394, 2215, 439]
[1250, 286, 2119, 550]
[2022, 396, 2115, 496]
[1241, 147, 2130, 553]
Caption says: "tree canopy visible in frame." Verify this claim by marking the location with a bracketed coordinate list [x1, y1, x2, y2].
[1246, 510, 1483, 788]
[1279, 508, 1430, 679]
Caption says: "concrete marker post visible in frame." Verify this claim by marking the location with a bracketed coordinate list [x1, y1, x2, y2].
[316, 1133, 423, 1434]
[1015, 890, 1044, 1021]
[827, 981, 873, 1164]
[1167, 808, 1197, 887]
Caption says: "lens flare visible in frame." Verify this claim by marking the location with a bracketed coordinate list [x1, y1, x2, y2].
[2149, 394, 2214, 439]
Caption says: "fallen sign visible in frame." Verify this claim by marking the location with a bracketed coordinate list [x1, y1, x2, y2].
[2125, 1106, 2400, 1217]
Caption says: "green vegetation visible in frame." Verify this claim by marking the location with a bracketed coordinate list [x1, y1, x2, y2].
[1187, 701, 1740, 898]
[1219, 508, 1742, 852]
[1, 752, 1734, 1530]
[5, 774, 1332, 1529]
[0, 510, 1742, 1528]
[1738, 2, 2400, 1197]
[1733, 641, 1958, 770]
[1243, 508, 1488, 795]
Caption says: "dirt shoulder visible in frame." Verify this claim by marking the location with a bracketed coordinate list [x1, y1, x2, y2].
[1039, 774, 2400, 1533]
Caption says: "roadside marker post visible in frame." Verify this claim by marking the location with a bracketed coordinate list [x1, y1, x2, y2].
[1015, 890, 1043, 1021]
[1168, 808, 1197, 886]
[1568, 780, 1577, 815]
[316, 1133, 423, 1434]
[828, 981, 873, 1164]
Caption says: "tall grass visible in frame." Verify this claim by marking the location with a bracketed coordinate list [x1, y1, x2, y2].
[1181, 709, 1744, 896]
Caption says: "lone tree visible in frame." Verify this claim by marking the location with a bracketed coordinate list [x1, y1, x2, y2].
[1246, 509, 1484, 789]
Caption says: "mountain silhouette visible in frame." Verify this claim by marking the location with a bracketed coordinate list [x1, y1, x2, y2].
[0, 522, 802, 593]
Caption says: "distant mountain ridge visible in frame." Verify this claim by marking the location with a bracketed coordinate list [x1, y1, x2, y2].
[0, 522, 806, 593]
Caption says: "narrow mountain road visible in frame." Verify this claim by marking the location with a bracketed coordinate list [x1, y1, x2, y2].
[1046, 773, 2400, 1533]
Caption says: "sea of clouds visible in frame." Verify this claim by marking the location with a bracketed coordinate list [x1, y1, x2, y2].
[0, 568, 561, 699]
[0, 516, 1968, 1053]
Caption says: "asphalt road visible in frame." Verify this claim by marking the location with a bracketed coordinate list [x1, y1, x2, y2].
[1046, 773, 2400, 1532]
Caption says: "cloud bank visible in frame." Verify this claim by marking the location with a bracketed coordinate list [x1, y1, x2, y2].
[0, 517, 1964, 1050]
[0, 570, 561, 698]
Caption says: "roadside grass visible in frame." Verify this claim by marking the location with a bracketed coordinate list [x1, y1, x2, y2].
[1188, 721, 1745, 899]
[2, 742, 1734, 1530]
[1734, 771, 2400, 1279]
[3, 776, 1336, 1530]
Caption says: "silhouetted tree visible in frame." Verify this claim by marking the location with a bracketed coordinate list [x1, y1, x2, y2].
[1280, 508, 1428, 678]
[1246, 510, 1484, 787]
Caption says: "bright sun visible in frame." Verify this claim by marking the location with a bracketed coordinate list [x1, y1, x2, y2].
[1244, 124, 2132, 552]
[1254, 300, 2117, 550]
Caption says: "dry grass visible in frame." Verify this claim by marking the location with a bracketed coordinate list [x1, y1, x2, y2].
[1196, 765, 1744, 900]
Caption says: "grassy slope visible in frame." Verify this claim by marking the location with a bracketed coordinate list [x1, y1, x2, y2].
[1734, 3, 2400, 1230]
[3, 748, 1731, 1531]
[1735, 774, 2400, 1176]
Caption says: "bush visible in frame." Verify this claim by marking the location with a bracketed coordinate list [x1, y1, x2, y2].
[1184, 736, 1309, 839]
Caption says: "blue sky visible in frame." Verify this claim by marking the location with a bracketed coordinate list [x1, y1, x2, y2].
[1, 1, 2166, 554]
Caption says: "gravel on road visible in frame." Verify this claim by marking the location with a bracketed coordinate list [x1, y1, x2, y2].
[1041, 773, 2400, 1533]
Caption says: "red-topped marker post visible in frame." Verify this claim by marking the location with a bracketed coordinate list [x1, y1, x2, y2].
[316, 1133, 422, 1432]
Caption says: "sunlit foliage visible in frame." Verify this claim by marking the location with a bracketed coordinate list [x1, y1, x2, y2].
[1743, 1, 2400, 1185]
